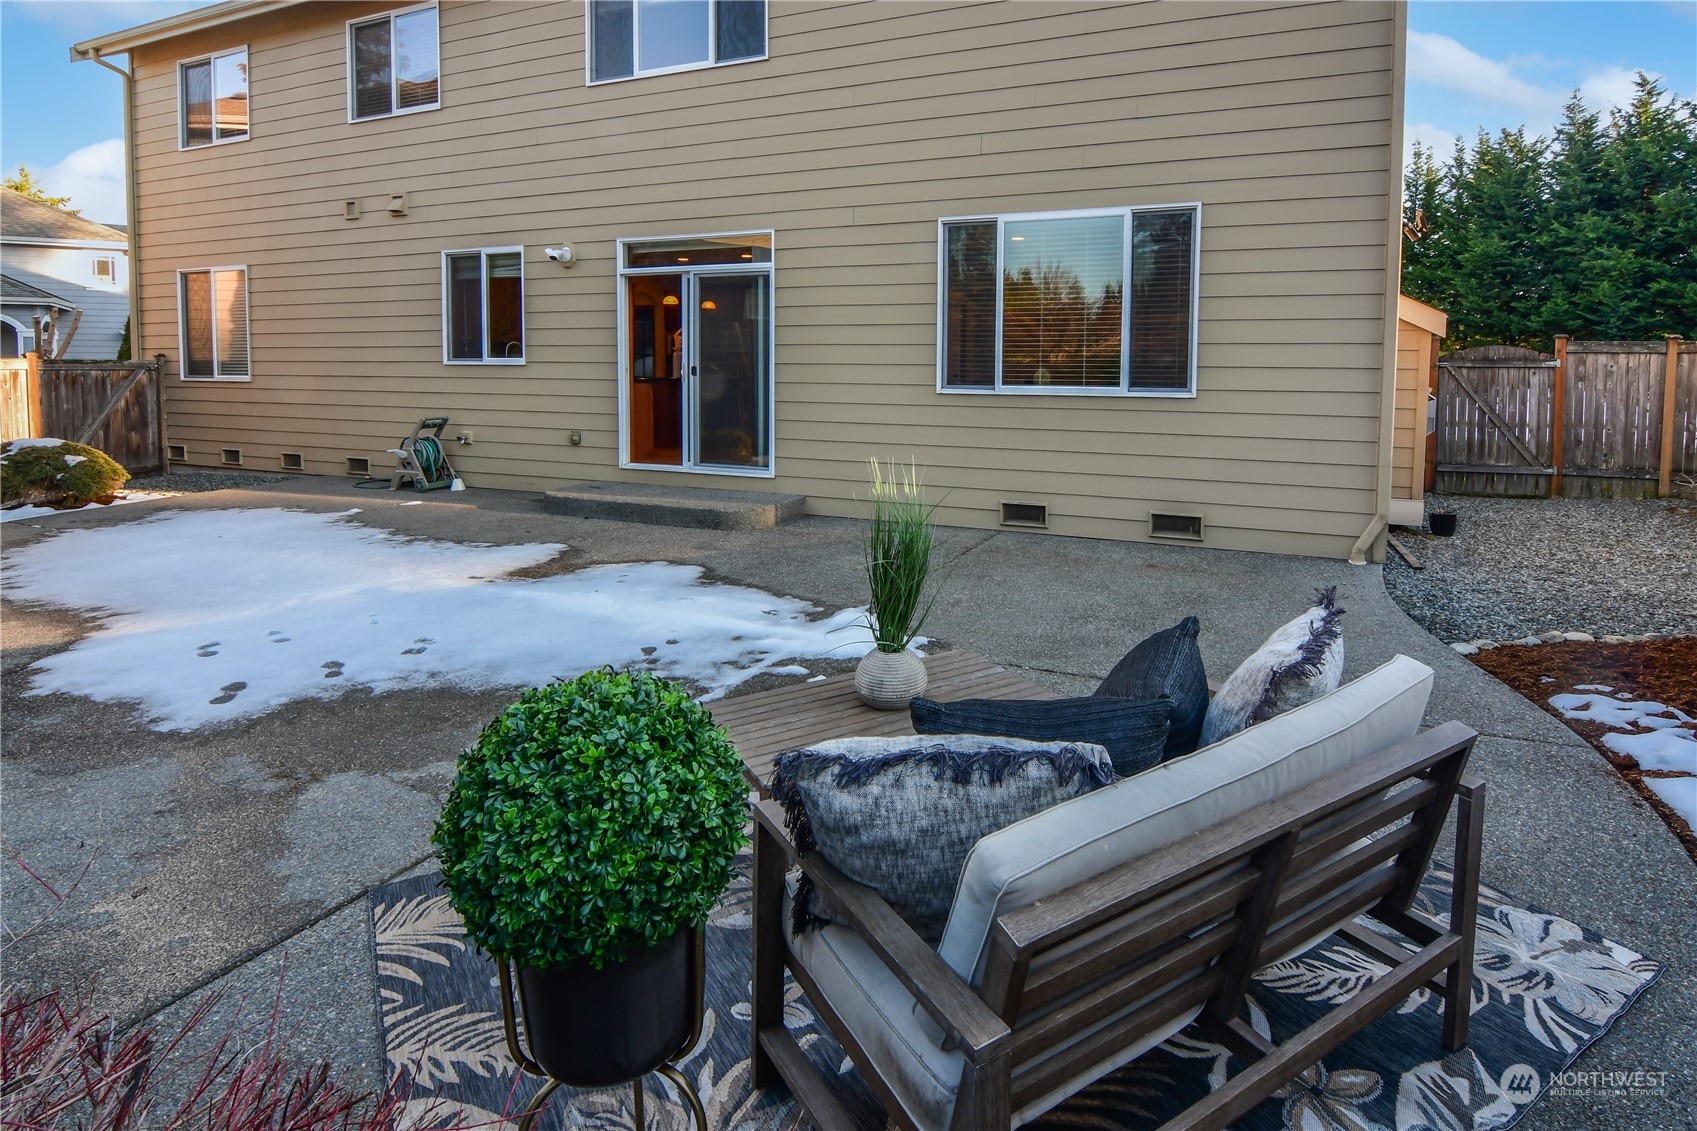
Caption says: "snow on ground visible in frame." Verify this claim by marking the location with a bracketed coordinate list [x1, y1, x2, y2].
[2, 507, 881, 730]
[1550, 691, 1697, 827]
[0, 493, 172, 523]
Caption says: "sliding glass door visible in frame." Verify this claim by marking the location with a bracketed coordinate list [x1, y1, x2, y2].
[619, 233, 773, 474]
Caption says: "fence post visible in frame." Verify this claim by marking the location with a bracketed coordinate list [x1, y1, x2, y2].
[1549, 336, 1568, 499]
[25, 350, 43, 438]
[1660, 335, 1682, 497]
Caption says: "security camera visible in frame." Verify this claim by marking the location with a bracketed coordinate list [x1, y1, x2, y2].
[545, 245, 574, 266]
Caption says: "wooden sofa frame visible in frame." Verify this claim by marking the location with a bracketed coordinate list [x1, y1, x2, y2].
[751, 721, 1484, 1131]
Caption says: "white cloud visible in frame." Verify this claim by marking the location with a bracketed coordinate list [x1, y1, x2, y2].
[1406, 31, 1556, 115]
[1407, 31, 1667, 143]
[1405, 121, 1459, 171]
[1578, 66, 1651, 117]
[38, 138, 126, 225]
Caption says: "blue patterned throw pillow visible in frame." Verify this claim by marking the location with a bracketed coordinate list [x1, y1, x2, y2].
[1092, 615, 1209, 759]
[770, 736, 1116, 944]
[910, 694, 1172, 776]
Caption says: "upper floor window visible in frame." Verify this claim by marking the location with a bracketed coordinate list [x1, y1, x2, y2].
[92, 256, 117, 283]
[938, 205, 1199, 396]
[179, 266, 250, 381]
[588, 0, 766, 84]
[180, 47, 248, 147]
[349, 3, 440, 121]
[443, 248, 524, 364]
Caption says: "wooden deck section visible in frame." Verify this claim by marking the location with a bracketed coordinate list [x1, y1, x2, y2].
[710, 650, 1057, 794]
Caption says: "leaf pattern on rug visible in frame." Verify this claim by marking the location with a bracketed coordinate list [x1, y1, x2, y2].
[1394, 1051, 1518, 1131]
[374, 862, 1660, 1131]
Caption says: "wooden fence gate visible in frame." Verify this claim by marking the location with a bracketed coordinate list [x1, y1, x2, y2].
[1435, 337, 1696, 498]
[0, 354, 168, 474]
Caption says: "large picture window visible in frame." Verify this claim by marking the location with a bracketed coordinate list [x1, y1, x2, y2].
[180, 47, 248, 148]
[349, 3, 440, 121]
[939, 205, 1199, 395]
[442, 248, 524, 364]
[588, 0, 766, 84]
[179, 267, 250, 381]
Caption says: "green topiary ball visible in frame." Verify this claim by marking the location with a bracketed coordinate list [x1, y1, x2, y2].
[432, 668, 748, 970]
[0, 439, 129, 508]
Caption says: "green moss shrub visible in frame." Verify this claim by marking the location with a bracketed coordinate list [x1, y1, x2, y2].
[0, 439, 129, 508]
[432, 668, 747, 970]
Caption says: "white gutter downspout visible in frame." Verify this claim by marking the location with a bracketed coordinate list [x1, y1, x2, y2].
[76, 47, 140, 364]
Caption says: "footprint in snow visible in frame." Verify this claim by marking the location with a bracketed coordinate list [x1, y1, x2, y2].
[268, 630, 291, 643]
[641, 646, 657, 656]
[196, 642, 220, 657]
[322, 661, 345, 679]
[208, 681, 248, 705]
[401, 638, 434, 655]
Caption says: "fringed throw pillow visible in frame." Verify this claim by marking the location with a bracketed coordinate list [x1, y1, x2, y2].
[909, 695, 1172, 777]
[1200, 587, 1345, 747]
[1092, 615, 1210, 759]
[770, 736, 1116, 944]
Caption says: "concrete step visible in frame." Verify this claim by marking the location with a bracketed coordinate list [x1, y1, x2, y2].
[540, 481, 808, 531]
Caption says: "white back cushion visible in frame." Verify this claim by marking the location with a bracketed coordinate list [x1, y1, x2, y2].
[935, 655, 1435, 983]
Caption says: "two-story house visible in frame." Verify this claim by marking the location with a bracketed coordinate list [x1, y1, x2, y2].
[0, 189, 131, 359]
[74, 0, 1409, 559]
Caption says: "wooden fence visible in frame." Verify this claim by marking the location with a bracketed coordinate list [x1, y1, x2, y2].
[0, 354, 167, 474]
[1435, 337, 1696, 498]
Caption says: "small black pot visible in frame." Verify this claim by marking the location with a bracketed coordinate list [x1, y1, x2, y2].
[1428, 510, 1458, 537]
[516, 928, 696, 1087]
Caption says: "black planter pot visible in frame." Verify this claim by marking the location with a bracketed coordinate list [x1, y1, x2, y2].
[1429, 510, 1458, 537]
[515, 928, 696, 1087]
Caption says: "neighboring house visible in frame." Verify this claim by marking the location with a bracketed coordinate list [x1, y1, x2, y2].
[74, 1, 1411, 560]
[0, 189, 130, 358]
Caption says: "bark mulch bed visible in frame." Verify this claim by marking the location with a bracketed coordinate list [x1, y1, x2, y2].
[1470, 637, 1697, 863]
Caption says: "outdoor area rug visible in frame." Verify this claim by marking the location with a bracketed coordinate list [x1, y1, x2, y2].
[369, 856, 1660, 1131]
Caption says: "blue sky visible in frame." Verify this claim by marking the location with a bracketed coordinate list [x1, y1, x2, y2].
[2, 0, 1695, 225]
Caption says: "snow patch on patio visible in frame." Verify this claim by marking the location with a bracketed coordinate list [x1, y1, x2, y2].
[2, 507, 878, 731]
[1, 493, 172, 522]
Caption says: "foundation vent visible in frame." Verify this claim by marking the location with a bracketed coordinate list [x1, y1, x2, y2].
[1150, 511, 1205, 541]
[220, 448, 243, 466]
[280, 452, 305, 471]
[999, 501, 1049, 528]
[346, 456, 371, 476]
[168, 444, 187, 462]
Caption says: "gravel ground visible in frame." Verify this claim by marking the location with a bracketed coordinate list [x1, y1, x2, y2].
[1384, 493, 1697, 643]
[126, 470, 302, 493]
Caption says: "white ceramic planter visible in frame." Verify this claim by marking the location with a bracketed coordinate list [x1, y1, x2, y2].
[854, 648, 927, 710]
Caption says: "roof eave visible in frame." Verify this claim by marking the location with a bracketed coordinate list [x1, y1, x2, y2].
[71, 0, 307, 59]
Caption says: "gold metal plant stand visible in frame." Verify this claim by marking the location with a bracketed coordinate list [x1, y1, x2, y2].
[497, 930, 709, 1131]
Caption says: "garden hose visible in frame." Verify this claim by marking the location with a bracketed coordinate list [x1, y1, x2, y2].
[414, 436, 445, 484]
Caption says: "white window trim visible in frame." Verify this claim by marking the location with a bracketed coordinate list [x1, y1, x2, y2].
[440, 246, 525, 366]
[0, 314, 35, 356]
[347, 2, 441, 123]
[614, 229, 777, 479]
[92, 255, 118, 283]
[177, 265, 252, 383]
[935, 203, 1202, 398]
[585, 0, 768, 86]
[177, 45, 250, 150]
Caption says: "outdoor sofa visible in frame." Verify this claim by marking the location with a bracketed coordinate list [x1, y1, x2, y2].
[750, 655, 1484, 1131]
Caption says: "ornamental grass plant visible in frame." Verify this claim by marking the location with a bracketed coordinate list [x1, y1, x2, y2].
[863, 457, 940, 654]
[431, 668, 747, 971]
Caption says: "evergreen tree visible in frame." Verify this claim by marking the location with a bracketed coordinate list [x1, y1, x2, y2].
[1400, 73, 1697, 347]
[2, 166, 73, 210]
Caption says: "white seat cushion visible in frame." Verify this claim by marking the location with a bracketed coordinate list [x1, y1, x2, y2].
[936, 655, 1435, 985]
[789, 887, 1197, 1131]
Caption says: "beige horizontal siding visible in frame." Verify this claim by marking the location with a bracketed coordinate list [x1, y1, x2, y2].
[129, 0, 1401, 558]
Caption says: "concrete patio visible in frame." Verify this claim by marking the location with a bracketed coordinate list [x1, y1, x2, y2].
[2, 477, 1691, 1130]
